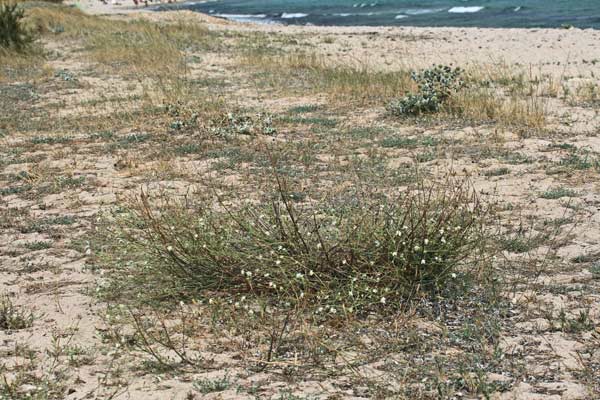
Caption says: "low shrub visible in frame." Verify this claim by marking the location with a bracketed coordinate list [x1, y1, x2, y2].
[0, 3, 34, 52]
[387, 65, 464, 116]
[97, 171, 494, 319]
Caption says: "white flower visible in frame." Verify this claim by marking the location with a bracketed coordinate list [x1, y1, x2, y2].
[380, 297, 386, 304]
[309, 270, 314, 276]
[342, 259, 347, 265]
[167, 246, 173, 252]
[395, 230, 402, 237]
[275, 260, 281, 266]
[295, 273, 303, 279]
[391, 251, 398, 257]
[414, 245, 420, 251]
[441, 237, 446, 244]
[300, 292, 304, 298]
[451, 273, 457, 279]
[421, 259, 426, 265]
[424, 239, 429, 245]
[246, 271, 252, 277]
[208, 298, 214, 304]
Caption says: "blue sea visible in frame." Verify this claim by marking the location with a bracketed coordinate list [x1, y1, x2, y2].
[164, 0, 600, 28]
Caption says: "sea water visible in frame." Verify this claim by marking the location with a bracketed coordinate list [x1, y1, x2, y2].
[163, 0, 600, 28]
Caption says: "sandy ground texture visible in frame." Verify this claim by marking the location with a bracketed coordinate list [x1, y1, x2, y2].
[1, 2, 600, 400]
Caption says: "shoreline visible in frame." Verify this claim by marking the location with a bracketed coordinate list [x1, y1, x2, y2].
[70, 0, 600, 32]
[68, 1, 600, 78]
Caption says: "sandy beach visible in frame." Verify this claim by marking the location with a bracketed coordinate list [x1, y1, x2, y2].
[75, 0, 600, 77]
[1, 1, 600, 399]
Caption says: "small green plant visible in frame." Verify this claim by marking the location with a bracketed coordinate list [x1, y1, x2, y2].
[484, 167, 510, 177]
[287, 104, 320, 114]
[0, 3, 34, 52]
[540, 187, 577, 200]
[590, 262, 600, 279]
[193, 375, 231, 394]
[387, 65, 464, 116]
[500, 232, 546, 254]
[556, 309, 593, 333]
[209, 112, 276, 137]
[0, 295, 34, 330]
[381, 135, 438, 149]
[24, 240, 52, 251]
[559, 151, 599, 170]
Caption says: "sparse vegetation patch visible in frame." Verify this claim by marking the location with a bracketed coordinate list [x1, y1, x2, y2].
[98, 172, 495, 319]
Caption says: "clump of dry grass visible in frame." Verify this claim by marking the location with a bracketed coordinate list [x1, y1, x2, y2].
[447, 86, 547, 131]
[25, 3, 216, 76]
[242, 51, 414, 105]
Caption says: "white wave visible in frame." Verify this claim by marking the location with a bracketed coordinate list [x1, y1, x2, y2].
[394, 14, 408, 19]
[403, 8, 443, 15]
[281, 13, 309, 19]
[448, 6, 484, 13]
[213, 13, 277, 24]
[514, 6, 522, 11]
[214, 13, 267, 19]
